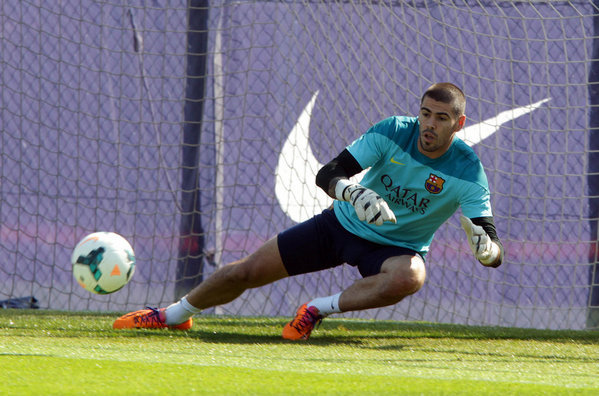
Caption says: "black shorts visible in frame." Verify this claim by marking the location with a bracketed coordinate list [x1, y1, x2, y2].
[277, 208, 422, 278]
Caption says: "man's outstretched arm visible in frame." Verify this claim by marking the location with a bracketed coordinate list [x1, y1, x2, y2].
[460, 215, 504, 268]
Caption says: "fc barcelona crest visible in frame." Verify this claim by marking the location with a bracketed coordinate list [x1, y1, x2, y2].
[425, 173, 445, 194]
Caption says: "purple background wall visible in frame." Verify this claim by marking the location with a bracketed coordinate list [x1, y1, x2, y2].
[0, 1, 596, 329]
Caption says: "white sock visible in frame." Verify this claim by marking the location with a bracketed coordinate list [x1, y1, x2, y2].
[164, 297, 201, 325]
[307, 292, 342, 316]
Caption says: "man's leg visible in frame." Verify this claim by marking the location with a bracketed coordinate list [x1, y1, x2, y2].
[184, 236, 289, 309]
[282, 254, 426, 340]
[114, 237, 289, 329]
[337, 254, 426, 312]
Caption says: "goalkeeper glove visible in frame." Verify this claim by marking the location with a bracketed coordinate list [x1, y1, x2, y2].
[459, 215, 500, 267]
[335, 180, 396, 226]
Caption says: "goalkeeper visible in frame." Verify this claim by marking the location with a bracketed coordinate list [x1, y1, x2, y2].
[114, 82, 504, 339]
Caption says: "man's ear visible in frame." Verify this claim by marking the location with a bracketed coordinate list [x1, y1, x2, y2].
[457, 115, 466, 130]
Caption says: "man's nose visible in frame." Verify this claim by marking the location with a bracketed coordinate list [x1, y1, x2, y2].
[424, 119, 436, 130]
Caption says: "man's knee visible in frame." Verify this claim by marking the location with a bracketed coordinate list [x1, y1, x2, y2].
[379, 256, 426, 300]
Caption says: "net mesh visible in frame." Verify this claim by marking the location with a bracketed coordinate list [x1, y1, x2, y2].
[1, 0, 598, 329]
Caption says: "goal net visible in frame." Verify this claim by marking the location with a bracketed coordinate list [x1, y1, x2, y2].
[1, 0, 598, 330]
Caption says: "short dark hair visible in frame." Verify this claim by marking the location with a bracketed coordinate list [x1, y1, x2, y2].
[421, 82, 466, 117]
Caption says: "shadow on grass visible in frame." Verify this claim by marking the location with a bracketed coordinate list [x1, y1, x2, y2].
[3, 310, 598, 346]
[191, 316, 599, 344]
[105, 325, 371, 347]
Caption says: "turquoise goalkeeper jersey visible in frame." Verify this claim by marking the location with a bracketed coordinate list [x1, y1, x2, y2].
[333, 116, 493, 257]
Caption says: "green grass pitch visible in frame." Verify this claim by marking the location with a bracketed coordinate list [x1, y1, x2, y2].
[0, 310, 597, 395]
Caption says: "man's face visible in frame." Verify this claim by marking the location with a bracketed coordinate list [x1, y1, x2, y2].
[418, 96, 465, 159]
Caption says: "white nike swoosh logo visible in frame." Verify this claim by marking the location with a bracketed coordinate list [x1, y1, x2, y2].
[457, 98, 550, 146]
[276, 92, 550, 223]
[275, 91, 339, 223]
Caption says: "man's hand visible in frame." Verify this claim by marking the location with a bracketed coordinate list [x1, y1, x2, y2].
[459, 215, 500, 266]
[335, 180, 396, 226]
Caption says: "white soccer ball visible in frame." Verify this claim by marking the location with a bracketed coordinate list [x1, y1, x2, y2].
[71, 232, 136, 294]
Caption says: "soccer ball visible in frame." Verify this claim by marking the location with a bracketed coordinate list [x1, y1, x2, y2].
[71, 232, 136, 294]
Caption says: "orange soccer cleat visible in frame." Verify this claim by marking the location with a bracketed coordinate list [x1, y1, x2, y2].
[282, 303, 323, 340]
[113, 307, 192, 330]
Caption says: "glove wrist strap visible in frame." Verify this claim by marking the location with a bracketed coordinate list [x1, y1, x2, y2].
[334, 179, 354, 201]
